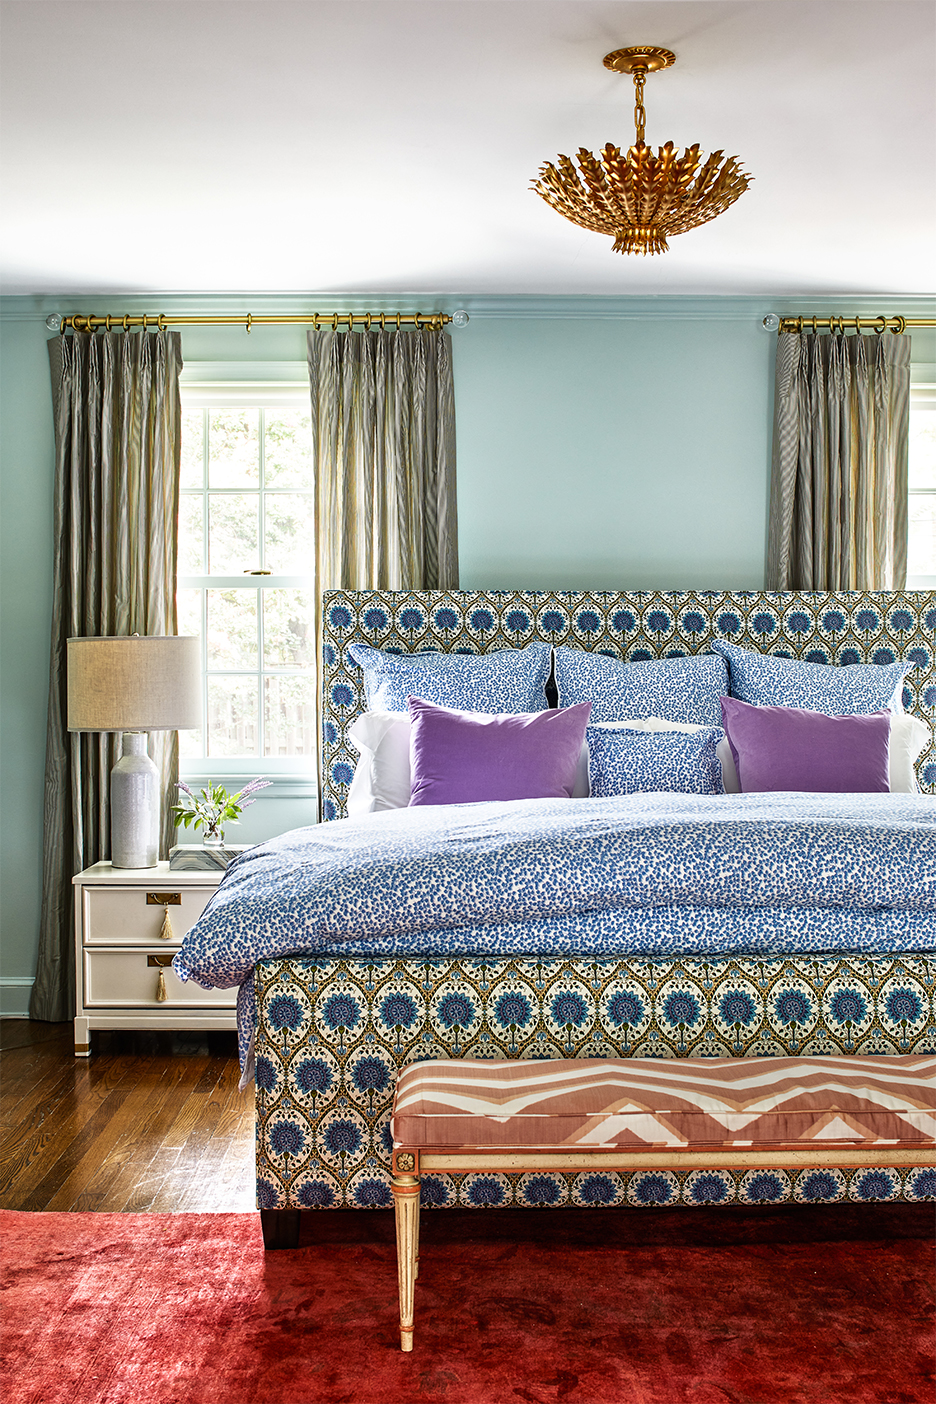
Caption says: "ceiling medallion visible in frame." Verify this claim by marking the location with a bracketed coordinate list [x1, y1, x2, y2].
[532, 46, 752, 256]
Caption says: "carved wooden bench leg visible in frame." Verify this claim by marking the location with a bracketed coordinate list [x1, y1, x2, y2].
[391, 1172, 420, 1351]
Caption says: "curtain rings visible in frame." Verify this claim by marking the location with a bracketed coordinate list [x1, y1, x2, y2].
[158, 314, 167, 332]
[854, 316, 861, 335]
[122, 314, 131, 331]
[246, 313, 252, 335]
[893, 315, 906, 335]
[395, 313, 402, 331]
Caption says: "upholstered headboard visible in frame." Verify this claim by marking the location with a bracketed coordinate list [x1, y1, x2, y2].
[320, 590, 936, 816]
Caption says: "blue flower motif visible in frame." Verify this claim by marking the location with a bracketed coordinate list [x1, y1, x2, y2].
[331, 761, 354, 787]
[750, 612, 777, 636]
[926, 609, 936, 632]
[630, 648, 652, 662]
[323, 644, 336, 666]
[434, 608, 458, 632]
[324, 1119, 362, 1159]
[270, 1119, 305, 1157]
[719, 990, 756, 1026]
[506, 609, 530, 634]
[541, 610, 566, 634]
[254, 1055, 277, 1092]
[645, 610, 671, 634]
[256, 1177, 279, 1209]
[799, 1170, 838, 1202]
[611, 610, 636, 634]
[438, 992, 474, 1029]
[689, 1174, 729, 1204]
[579, 1174, 616, 1205]
[873, 647, 896, 665]
[352, 1178, 392, 1208]
[379, 1122, 394, 1157]
[786, 612, 811, 635]
[522, 1175, 561, 1206]
[716, 612, 741, 636]
[323, 720, 337, 743]
[909, 1168, 936, 1199]
[328, 605, 352, 630]
[494, 991, 532, 1028]
[363, 607, 388, 631]
[399, 608, 424, 632]
[632, 1173, 673, 1205]
[330, 682, 353, 708]
[907, 648, 929, 669]
[420, 1175, 451, 1207]
[298, 1180, 336, 1208]
[551, 991, 588, 1027]
[663, 990, 700, 1027]
[296, 1058, 333, 1097]
[576, 610, 600, 634]
[890, 610, 913, 633]
[924, 764, 936, 786]
[839, 647, 861, 666]
[607, 990, 644, 1028]
[322, 992, 360, 1032]
[855, 609, 879, 633]
[268, 994, 303, 1033]
[745, 1172, 784, 1203]
[467, 1176, 505, 1207]
[469, 609, 494, 633]
[351, 1056, 389, 1094]
[323, 799, 336, 820]
[821, 610, 846, 633]
[885, 988, 923, 1024]
[855, 1170, 893, 1201]
[805, 649, 829, 664]
[925, 686, 936, 709]
[829, 989, 867, 1026]
[902, 686, 912, 710]
[775, 989, 811, 1025]
[681, 612, 705, 635]
[380, 992, 418, 1028]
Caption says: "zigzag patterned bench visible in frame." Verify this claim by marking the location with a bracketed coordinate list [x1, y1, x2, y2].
[389, 1053, 936, 1351]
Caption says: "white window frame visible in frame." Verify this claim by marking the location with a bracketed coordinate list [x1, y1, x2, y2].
[907, 369, 936, 589]
[177, 363, 316, 795]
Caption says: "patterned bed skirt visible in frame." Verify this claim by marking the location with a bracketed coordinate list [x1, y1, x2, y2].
[254, 951, 936, 1212]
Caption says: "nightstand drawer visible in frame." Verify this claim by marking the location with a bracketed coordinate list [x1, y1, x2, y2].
[82, 886, 215, 945]
[83, 949, 237, 1008]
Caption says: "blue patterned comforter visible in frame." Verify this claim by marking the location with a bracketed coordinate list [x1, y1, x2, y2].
[173, 792, 936, 1066]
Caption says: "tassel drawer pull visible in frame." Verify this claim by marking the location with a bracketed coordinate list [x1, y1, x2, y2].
[156, 969, 168, 1002]
[159, 907, 173, 941]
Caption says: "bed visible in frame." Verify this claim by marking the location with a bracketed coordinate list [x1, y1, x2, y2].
[174, 589, 936, 1238]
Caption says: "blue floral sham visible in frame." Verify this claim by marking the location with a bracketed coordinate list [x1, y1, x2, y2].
[711, 639, 907, 715]
[587, 724, 725, 797]
[553, 647, 728, 725]
[348, 640, 551, 714]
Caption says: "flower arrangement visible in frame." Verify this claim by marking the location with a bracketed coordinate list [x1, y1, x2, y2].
[172, 777, 270, 843]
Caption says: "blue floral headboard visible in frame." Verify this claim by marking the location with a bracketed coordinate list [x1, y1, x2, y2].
[320, 589, 936, 817]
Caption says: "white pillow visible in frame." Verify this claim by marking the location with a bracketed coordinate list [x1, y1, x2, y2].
[717, 714, 929, 795]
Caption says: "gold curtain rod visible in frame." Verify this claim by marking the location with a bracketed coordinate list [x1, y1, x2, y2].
[53, 310, 461, 334]
[767, 314, 935, 335]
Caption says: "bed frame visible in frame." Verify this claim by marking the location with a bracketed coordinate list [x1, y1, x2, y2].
[256, 590, 936, 1241]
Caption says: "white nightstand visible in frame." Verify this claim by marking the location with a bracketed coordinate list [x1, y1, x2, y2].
[72, 861, 237, 1056]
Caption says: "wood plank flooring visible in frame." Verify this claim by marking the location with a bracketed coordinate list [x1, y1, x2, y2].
[0, 1020, 254, 1211]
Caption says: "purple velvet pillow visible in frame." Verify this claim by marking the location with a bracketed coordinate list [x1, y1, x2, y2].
[720, 697, 891, 794]
[408, 698, 592, 806]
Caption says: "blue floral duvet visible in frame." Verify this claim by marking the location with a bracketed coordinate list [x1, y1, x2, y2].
[173, 792, 936, 1069]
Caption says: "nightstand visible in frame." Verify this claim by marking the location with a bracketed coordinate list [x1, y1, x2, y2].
[72, 861, 237, 1056]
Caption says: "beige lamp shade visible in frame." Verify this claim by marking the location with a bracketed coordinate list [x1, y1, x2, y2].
[67, 636, 202, 732]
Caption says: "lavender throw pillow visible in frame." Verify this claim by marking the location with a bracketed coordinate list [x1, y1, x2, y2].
[720, 697, 891, 793]
[408, 698, 592, 806]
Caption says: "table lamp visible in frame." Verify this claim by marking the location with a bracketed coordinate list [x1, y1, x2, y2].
[67, 636, 202, 869]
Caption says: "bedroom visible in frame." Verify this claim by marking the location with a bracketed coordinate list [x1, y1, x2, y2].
[1, 2, 935, 1402]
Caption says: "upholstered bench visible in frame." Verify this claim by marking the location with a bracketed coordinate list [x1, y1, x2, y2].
[389, 1054, 935, 1351]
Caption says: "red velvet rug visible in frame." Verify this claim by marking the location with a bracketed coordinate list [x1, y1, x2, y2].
[2, 1205, 933, 1404]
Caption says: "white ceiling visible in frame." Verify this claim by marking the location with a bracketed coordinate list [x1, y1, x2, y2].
[1, 0, 933, 297]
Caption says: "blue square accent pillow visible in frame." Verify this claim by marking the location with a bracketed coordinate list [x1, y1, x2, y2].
[586, 722, 725, 797]
[554, 647, 728, 726]
[348, 641, 552, 714]
[710, 639, 906, 715]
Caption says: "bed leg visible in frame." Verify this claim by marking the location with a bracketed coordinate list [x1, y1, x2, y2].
[261, 1208, 301, 1249]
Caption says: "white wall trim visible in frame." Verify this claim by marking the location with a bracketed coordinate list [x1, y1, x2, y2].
[1, 977, 35, 1019]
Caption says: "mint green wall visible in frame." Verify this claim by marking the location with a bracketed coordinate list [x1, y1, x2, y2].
[2, 293, 933, 1013]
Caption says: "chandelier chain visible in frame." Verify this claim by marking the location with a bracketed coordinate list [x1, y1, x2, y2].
[632, 68, 647, 144]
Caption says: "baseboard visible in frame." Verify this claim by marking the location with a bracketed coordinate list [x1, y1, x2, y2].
[0, 978, 34, 1018]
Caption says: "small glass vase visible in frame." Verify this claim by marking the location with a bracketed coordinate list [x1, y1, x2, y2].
[202, 831, 225, 848]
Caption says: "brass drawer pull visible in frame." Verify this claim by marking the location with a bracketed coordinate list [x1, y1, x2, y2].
[147, 954, 174, 968]
[146, 892, 181, 905]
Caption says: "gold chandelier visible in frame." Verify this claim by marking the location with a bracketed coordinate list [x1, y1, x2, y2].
[532, 46, 752, 256]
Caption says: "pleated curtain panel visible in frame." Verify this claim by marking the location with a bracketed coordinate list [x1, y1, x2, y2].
[767, 331, 911, 590]
[31, 330, 183, 1022]
[307, 324, 458, 590]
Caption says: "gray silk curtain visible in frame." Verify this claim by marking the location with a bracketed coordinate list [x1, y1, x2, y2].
[307, 325, 458, 590]
[31, 330, 183, 1022]
[767, 331, 911, 590]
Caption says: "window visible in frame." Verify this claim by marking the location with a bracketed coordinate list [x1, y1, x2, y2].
[908, 381, 936, 587]
[177, 374, 316, 776]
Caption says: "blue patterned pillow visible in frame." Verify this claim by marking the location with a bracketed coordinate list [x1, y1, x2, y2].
[587, 723, 725, 797]
[554, 647, 728, 726]
[711, 639, 907, 715]
[348, 641, 551, 714]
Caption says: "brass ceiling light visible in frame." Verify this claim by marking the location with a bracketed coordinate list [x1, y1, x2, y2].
[532, 46, 752, 256]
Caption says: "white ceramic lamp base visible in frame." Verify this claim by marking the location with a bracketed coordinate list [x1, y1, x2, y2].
[111, 732, 159, 868]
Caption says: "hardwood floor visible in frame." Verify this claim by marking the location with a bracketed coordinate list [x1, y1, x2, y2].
[0, 1019, 255, 1212]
